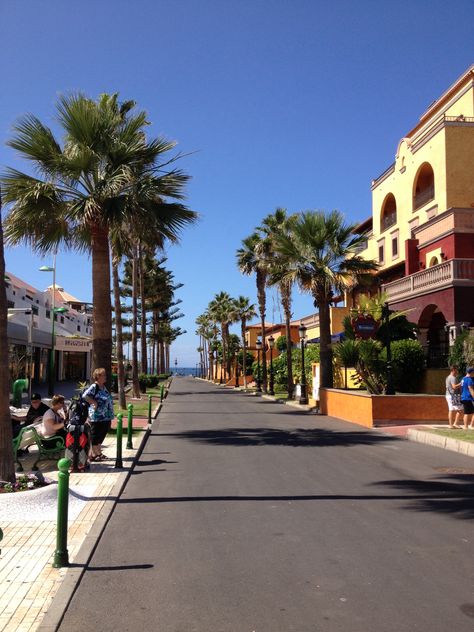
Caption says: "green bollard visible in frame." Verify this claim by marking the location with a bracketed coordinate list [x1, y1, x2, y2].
[53, 458, 71, 568]
[115, 413, 123, 469]
[160, 384, 164, 403]
[126, 403, 133, 450]
[148, 395, 152, 425]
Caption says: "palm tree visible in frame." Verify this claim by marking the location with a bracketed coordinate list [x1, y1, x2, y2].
[273, 210, 378, 389]
[208, 292, 236, 382]
[2, 93, 195, 386]
[236, 233, 270, 391]
[0, 188, 15, 483]
[260, 208, 298, 398]
[233, 296, 257, 388]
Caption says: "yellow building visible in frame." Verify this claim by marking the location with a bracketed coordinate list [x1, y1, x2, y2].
[353, 65, 474, 366]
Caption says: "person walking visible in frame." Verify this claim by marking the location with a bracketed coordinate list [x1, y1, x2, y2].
[460, 366, 474, 430]
[83, 368, 115, 461]
[445, 366, 463, 428]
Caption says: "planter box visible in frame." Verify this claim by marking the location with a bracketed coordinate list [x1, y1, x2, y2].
[319, 388, 447, 427]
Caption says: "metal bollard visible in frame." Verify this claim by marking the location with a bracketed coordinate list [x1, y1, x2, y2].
[126, 403, 133, 449]
[160, 384, 164, 402]
[148, 395, 152, 425]
[115, 413, 123, 469]
[53, 458, 71, 568]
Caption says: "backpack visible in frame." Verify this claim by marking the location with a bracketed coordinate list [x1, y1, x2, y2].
[68, 384, 98, 425]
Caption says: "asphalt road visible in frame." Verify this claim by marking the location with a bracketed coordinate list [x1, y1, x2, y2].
[59, 377, 474, 632]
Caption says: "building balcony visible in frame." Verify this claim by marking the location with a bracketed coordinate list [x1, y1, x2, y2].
[413, 186, 434, 210]
[382, 258, 474, 302]
[413, 207, 474, 247]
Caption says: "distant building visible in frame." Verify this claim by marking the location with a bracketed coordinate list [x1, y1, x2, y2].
[6, 271, 93, 383]
[352, 65, 474, 367]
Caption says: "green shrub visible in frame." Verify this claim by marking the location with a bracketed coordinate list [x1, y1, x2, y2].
[381, 339, 425, 393]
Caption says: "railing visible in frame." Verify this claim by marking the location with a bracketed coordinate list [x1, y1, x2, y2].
[444, 115, 474, 123]
[413, 185, 434, 210]
[380, 213, 397, 232]
[382, 259, 474, 302]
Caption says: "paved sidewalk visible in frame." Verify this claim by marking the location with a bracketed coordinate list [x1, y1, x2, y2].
[0, 424, 151, 632]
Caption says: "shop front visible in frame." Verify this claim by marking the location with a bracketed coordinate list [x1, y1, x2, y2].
[55, 336, 92, 382]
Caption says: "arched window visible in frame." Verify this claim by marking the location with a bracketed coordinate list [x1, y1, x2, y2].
[429, 256, 439, 267]
[380, 193, 397, 232]
[413, 163, 435, 210]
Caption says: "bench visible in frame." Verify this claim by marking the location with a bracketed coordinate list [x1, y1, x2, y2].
[12, 424, 65, 472]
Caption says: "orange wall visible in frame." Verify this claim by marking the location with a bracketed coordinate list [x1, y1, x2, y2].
[320, 388, 447, 427]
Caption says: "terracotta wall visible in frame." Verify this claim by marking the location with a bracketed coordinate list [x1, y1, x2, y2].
[320, 388, 447, 427]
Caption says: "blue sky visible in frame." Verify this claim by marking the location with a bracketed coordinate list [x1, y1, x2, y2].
[1, 0, 474, 366]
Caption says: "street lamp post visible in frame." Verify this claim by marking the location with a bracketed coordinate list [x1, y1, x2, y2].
[298, 324, 308, 405]
[234, 351, 239, 388]
[255, 339, 262, 393]
[40, 258, 67, 396]
[268, 335, 275, 396]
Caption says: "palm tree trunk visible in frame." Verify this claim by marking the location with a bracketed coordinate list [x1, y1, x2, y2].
[112, 256, 127, 410]
[317, 294, 333, 389]
[241, 319, 248, 388]
[0, 193, 15, 483]
[131, 247, 140, 397]
[91, 225, 113, 386]
[138, 244, 148, 375]
[281, 280, 294, 398]
[256, 269, 267, 391]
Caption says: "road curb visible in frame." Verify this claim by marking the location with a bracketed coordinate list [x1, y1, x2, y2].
[407, 428, 474, 458]
[37, 428, 151, 632]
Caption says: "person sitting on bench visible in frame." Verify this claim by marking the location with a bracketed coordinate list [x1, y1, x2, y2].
[39, 395, 68, 442]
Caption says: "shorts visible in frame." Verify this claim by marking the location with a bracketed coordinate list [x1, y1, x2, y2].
[446, 395, 463, 412]
[90, 419, 112, 446]
[461, 400, 474, 415]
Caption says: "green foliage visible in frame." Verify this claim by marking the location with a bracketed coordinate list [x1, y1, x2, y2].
[276, 335, 287, 352]
[138, 373, 168, 391]
[238, 350, 254, 375]
[449, 330, 472, 375]
[270, 345, 320, 389]
[382, 339, 425, 393]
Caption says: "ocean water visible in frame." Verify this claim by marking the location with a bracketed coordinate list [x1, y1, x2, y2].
[173, 367, 200, 376]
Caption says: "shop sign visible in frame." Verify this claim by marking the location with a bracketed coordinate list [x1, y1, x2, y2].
[351, 315, 379, 340]
[55, 336, 92, 352]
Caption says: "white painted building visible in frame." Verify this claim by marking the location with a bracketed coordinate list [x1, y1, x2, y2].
[6, 271, 93, 383]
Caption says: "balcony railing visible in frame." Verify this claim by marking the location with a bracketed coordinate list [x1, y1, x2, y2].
[413, 186, 434, 210]
[381, 213, 397, 232]
[382, 259, 474, 302]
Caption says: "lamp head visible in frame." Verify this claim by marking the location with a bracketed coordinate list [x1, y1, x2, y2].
[39, 265, 54, 272]
[298, 324, 307, 341]
[256, 339, 262, 350]
[268, 335, 275, 349]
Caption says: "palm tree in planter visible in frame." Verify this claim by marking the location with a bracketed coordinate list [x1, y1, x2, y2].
[232, 296, 257, 388]
[273, 210, 377, 389]
[2, 93, 195, 385]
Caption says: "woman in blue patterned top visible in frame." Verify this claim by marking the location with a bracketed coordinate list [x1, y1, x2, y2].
[83, 367, 115, 461]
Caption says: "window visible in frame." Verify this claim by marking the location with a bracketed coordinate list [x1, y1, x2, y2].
[380, 193, 397, 232]
[32, 305, 39, 316]
[392, 237, 398, 258]
[46, 309, 51, 319]
[77, 325, 81, 332]
[413, 163, 435, 210]
[7, 300, 14, 309]
[378, 243, 384, 263]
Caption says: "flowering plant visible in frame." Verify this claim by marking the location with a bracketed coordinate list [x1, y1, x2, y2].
[0, 473, 50, 493]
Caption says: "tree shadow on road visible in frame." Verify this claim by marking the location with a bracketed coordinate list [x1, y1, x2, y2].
[155, 426, 398, 448]
[372, 474, 474, 520]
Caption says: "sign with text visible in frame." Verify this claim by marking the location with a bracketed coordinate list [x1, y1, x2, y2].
[55, 336, 92, 352]
[351, 315, 379, 340]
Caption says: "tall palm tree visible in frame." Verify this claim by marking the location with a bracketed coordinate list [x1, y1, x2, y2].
[236, 233, 270, 391]
[2, 93, 195, 385]
[208, 292, 236, 382]
[260, 208, 298, 398]
[0, 188, 15, 483]
[232, 296, 257, 388]
[273, 210, 377, 389]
